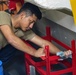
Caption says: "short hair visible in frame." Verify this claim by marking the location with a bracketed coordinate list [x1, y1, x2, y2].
[17, 2, 42, 19]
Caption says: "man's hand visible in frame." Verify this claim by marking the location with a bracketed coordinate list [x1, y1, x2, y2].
[34, 48, 45, 57]
[56, 50, 72, 60]
[64, 50, 72, 58]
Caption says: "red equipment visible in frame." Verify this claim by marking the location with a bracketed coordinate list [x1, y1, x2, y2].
[8, 0, 24, 11]
[0, 0, 24, 11]
[24, 26, 76, 75]
[8, 0, 24, 13]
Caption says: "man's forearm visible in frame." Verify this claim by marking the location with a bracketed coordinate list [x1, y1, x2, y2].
[42, 40, 61, 54]
[49, 42, 61, 54]
[8, 35, 36, 56]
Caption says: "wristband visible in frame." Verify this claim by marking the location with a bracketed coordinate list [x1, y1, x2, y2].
[56, 51, 65, 57]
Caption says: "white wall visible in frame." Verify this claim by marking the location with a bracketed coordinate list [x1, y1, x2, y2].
[24, 0, 76, 32]
[43, 10, 76, 32]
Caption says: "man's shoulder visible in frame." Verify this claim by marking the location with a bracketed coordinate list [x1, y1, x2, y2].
[0, 11, 11, 26]
[0, 11, 10, 16]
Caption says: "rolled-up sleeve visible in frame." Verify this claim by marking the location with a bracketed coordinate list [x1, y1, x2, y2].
[22, 29, 36, 40]
[0, 11, 11, 26]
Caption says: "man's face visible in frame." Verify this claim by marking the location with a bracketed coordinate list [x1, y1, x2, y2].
[19, 14, 37, 31]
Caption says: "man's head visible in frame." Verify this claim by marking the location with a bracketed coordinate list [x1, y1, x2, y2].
[17, 2, 42, 20]
[16, 2, 42, 31]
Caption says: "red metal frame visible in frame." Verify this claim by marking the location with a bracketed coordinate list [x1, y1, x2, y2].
[24, 26, 76, 75]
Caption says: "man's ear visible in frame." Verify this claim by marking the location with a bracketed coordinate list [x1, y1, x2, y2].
[20, 12, 26, 19]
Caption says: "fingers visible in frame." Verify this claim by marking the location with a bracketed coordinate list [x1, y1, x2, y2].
[35, 48, 45, 57]
[64, 50, 72, 58]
